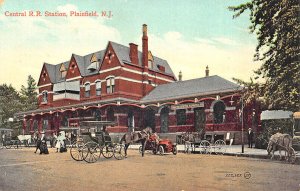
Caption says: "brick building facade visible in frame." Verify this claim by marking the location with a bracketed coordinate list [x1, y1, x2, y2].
[16, 25, 260, 144]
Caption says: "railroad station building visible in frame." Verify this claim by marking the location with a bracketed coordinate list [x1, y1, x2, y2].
[16, 25, 261, 144]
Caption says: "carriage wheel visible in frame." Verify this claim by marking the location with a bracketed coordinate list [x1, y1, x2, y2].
[102, 145, 114, 159]
[289, 147, 296, 164]
[5, 142, 11, 149]
[200, 140, 211, 154]
[82, 142, 101, 163]
[113, 144, 126, 160]
[70, 141, 84, 161]
[172, 146, 178, 155]
[158, 145, 164, 155]
[214, 140, 226, 155]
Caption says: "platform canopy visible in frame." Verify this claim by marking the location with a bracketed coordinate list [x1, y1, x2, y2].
[261, 110, 293, 120]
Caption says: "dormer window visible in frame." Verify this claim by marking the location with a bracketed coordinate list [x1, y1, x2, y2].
[84, 82, 90, 97]
[148, 60, 153, 69]
[88, 54, 99, 71]
[59, 63, 67, 78]
[106, 77, 115, 94]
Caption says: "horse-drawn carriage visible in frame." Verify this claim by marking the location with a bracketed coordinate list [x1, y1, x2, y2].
[267, 133, 297, 163]
[0, 128, 21, 149]
[179, 131, 227, 155]
[70, 121, 126, 163]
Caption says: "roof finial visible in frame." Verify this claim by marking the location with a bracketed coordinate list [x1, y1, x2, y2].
[179, 71, 182, 81]
[205, 65, 209, 77]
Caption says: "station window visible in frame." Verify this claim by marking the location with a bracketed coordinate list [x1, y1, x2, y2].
[176, 109, 186, 125]
[85, 83, 90, 97]
[95, 81, 101, 96]
[106, 77, 115, 94]
[42, 91, 48, 103]
[213, 101, 225, 124]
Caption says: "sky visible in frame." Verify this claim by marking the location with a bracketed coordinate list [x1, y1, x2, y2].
[0, 0, 260, 90]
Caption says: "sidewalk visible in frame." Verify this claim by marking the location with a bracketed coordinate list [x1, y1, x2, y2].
[128, 144, 300, 164]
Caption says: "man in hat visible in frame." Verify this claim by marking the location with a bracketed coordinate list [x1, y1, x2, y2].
[248, 128, 254, 148]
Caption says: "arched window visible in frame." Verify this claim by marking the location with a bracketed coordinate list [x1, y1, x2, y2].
[85, 82, 90, 97]
[42, 91, 48, 103]
[95, 81, 101, 96]
[106, 77, 115, 94]
[213, 101, 225, 124]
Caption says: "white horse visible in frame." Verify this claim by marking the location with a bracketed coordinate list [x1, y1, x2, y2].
[17, 135, 32, 146]
[267, 133, 296, 163]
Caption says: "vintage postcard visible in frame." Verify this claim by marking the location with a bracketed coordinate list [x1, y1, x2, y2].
[0, 0, 299, 191]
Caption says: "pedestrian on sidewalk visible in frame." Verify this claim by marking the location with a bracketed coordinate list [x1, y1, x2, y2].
[248, 128, 254, 148]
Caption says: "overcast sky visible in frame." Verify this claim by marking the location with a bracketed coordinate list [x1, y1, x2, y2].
[0, 0, 260, 89]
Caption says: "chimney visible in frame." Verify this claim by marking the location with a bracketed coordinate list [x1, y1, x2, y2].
[205, 65, 209, 77]
[178, 71, 182, 81]
[129, 43, 138, 65]
[142, 24, 148, 68]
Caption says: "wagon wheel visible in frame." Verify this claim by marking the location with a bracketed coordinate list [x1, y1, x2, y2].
[102, 145, 114, 159]
[82, 142, 101, 163]
[214, 140, 226, 155]
[158, 145, 164, 155]
[200, 140, 211, 154]
[5, 141, 11, 149]
[289, 147, 296, 164]
[70, 141, 84, 161]
[172, 146, 178, 155]
[113, 144, 126, 160]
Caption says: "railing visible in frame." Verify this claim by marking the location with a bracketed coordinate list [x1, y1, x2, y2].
[53, 93, 80, 101]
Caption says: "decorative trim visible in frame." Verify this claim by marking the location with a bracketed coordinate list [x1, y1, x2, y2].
[99, 66, 122, 74]
[37, 83, 52, 88]
[66, 76, 82, 81]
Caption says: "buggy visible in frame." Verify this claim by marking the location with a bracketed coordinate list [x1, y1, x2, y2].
[70, 121, 125, 163]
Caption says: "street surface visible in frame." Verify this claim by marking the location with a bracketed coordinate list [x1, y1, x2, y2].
[0, 147, 299, 191]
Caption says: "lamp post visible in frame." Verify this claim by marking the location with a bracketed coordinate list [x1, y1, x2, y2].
[241, 95, 244, 153]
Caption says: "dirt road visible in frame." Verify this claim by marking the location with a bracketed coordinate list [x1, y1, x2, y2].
[0, 148, 299, 191]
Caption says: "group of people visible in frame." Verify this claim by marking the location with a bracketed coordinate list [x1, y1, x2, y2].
[34, 131, 69, 154]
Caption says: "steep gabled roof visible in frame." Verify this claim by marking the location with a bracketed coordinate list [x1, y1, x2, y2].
[40, 41, 175, 83]
[44, 63, 56, 83]
[110, 41, 175, 76]
[141, 75, 242, 103]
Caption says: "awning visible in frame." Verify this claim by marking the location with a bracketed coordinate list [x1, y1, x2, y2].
[261, 110, 293, 120]
[66, 80, 80, 91]
[53, 82, 65, 92]
[53, 81, 80, 92]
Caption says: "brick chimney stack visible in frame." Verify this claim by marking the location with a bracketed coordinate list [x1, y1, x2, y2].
[129, 43, 138, 65]
[142, 24, 148, 68]
[205, 65, 209, 77]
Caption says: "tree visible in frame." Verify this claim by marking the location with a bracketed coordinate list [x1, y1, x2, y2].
[0, 84, 23, 129]
[229, 0, 300, 112]
[20, 75, 38, 111]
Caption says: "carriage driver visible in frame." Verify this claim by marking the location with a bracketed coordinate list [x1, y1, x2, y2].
[149, 130, 160, 151]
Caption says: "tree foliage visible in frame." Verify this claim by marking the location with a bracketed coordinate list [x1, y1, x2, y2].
[229, 0, 300, 112]
[0, 75, 38, 130]
[0, 84, 23, 129]
[20, 75, 38, 111]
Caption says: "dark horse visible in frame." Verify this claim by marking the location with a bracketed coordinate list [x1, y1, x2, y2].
[120, 127, 153, 157]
